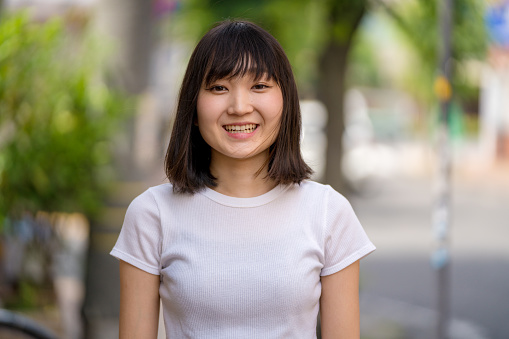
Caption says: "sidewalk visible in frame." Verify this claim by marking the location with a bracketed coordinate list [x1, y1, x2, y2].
[353, 166, 509, 339]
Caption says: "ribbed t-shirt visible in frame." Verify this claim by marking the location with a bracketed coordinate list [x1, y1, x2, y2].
[110, 180, 375, 338]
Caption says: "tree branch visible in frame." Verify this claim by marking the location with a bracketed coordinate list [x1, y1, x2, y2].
[371, 0, 412, 37]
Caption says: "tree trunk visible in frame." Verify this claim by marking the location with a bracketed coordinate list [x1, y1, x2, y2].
[318, 42, 350, 192]
[317, 2, 366, 193]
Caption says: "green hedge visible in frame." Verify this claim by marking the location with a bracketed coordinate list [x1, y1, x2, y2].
[0, 12, 128, 227]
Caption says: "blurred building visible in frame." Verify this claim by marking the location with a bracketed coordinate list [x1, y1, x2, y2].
[479, 0, 509, 163]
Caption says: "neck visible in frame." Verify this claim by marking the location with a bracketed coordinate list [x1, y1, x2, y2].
[209, 151, 276, 198]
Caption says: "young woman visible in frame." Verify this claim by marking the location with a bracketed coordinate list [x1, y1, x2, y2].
[111, 20, 375, 338]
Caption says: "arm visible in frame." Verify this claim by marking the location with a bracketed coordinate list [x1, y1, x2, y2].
[119, 260, 160, 339]
[319, 260, 360, 339]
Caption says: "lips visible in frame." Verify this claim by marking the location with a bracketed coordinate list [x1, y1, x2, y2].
[223, 124, 258, 134]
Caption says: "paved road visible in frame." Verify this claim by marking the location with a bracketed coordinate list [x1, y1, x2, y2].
[352, 173, 509, 339]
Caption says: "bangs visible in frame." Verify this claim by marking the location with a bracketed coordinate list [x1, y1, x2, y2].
[203, 23, 280, 86]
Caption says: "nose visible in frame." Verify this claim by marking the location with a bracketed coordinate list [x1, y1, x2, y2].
[227, 89, 253, 115]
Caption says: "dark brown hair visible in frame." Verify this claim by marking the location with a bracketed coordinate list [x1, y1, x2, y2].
[165, 20, 312, 193]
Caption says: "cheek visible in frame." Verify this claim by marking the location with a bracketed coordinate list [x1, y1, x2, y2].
[196, 97, 214, 128]
[196, 98, 220, 147]
[267, 94, 284, 125]
[196, 92, 225, 122]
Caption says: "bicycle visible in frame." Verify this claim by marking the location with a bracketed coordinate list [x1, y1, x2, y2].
[0, 308, 58, 339]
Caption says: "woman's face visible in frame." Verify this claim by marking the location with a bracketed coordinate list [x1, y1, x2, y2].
[196, 73, 283, 165]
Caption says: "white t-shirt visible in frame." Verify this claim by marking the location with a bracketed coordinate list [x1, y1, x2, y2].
[111, 180, 375, 338]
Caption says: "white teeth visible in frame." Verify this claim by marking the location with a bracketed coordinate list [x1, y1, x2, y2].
[224, 124, 257, 133]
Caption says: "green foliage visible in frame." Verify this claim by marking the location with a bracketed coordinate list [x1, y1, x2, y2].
[8, 281, 39, 309]
[379, 0, 487, 106]
[320, 0, 367, 44]
[260, 0, 326, 95]
[0, 12, 128, 225]
[347, 17, 383, 88]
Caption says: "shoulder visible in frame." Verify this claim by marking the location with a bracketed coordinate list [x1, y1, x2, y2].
[291, 180, 349, 206]
[127, 183, 175, 214]
[128, 183, 203, 218]
[292, 181, 359, 229]
[145, 182, 175, 200]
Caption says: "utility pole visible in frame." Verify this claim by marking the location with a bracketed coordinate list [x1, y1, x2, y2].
[433, 0, 453, 338]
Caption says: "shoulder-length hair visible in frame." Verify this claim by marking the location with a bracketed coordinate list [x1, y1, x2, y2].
[165, 20, 312, 194]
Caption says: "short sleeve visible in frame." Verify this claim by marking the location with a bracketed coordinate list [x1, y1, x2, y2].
[321, 186, 375, 276]
[110, 189, 162, 275]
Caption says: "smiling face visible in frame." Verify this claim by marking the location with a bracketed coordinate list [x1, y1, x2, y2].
[196, 73, 283, 166]
[165, 21, 312, 193]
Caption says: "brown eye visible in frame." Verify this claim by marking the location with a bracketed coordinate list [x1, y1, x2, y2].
[208, 85, 227, 92]
[253, 84, 269, 90]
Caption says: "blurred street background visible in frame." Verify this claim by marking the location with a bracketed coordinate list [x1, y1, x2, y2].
[0, 0, 508, 338]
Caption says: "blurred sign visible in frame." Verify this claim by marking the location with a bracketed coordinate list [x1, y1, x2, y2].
[434, 75, 452, 101]
[485, 1, 509, 47]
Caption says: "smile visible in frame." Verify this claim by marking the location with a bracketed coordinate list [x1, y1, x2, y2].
[223, 124, 258, 133]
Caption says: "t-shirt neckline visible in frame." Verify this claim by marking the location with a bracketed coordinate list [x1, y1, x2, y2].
[200, 184, 290, 208]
